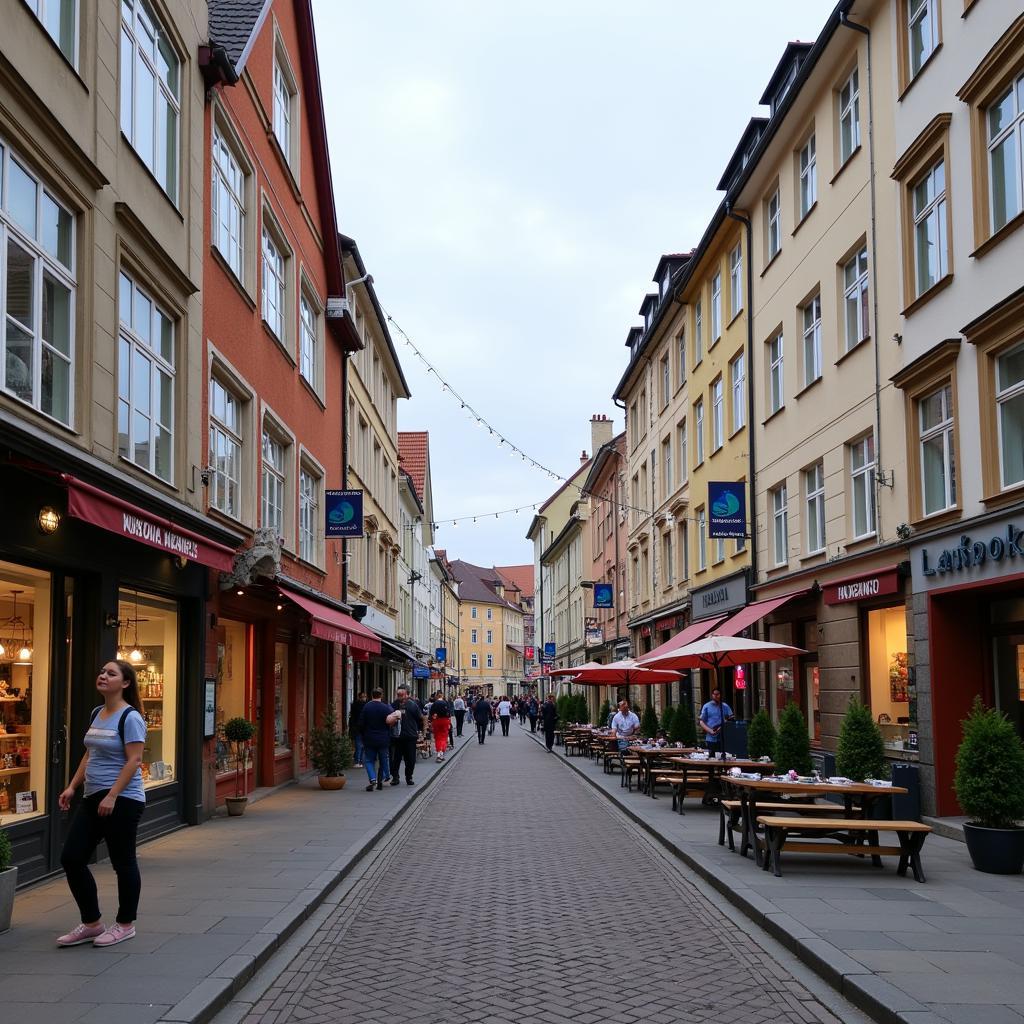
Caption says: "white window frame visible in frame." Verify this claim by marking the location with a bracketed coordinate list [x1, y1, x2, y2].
[299, 461, 322, 565]
[209, 376, 242, 518]
[802, 294, 823, 384]
[487, 607, 493, 620]
[678, 420, 688, 482]
[272, 37, 298, 170]
[913, 159, 947, 297]
[697, 508, 707, 571]
[662, 437, 672, 497]
[663, 532, 674, 587]
[212, 122, 245, 281]
[677, 328, 686, 387]
[919, 383, 956, 514]
[987, 76, 1024, 235]
[471, 653, 478, 669]
[908, 0, 938, 80]
[486, 629, 492, 644]
[694, 300, 703, 364]
[850, 435, 877, 538]
[694, 398, 705, 465]
[729, 243, 742, 318]
[25, 0, 78, 65]
[839, 67, 861, 165]
[730, 353, 745, 433]
[710, 273, 722, 342]
[767, 189, 782, 260]
[486, 654, 494, 669]
[799, 134, 817, 219]
[996, 344, 1024, 490]
[843, 247, 869, 352]
[768, 331, 784, 414]
[711, 378, 724, 451]
[772, 483, 788, 566]
[299, 286, 320, 390]
[660, 352, 670, 408]
[471, 628, 477, 643]
[261, 427, 287, 537]
[261, 218, 287, 341]
[805, 462, 825, 554]
[471, 606, 477, 619]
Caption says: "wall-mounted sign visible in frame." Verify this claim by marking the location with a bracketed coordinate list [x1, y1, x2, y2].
[203, 678, 216, 738]
[691, 571, 748, 620]
[325, 489, 363, 538]
[585, 627, 604, 647]
[543, 642, 556, 657]
[593, 583, 614, 608]
[412, 666, 431, 679]
[435, 647, 447, 663]
[823, 566, 901, 605]
[325, 296, 349, 319]
[524, 645, 535, 660]
[654, 614, 681, 633]
[708, 482, 747, 539]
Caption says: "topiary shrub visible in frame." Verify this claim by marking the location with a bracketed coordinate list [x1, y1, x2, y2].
[774, 702, 812, 775]
[223, 716, 257, 797]
[0, 828, 11, 873]
[640, 703, 659, 739]
[575, 692, 590, 725]
[597, 698, 612, 728]
[836, 698, 888, 781]
[955, 697, 1024, 829]
[556, 693, 570, 724]
[747, 710, 776, 761]
[309, 701, 353, 778]
[660, 704, 676, 737]
[670, 703, 697, 746]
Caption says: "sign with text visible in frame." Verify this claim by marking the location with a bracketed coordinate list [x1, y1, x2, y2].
[325, 489, 364, 538]
[708, 482, 746, 539]
[544, 642, 556, 658]
[593, 583, 613, 608]
[524, 645, 535, 660]
[585, 627, 604, 647]
[823, 567, 900, 605]
[691, 570, 748, 620]
[435, 647, 447, 663]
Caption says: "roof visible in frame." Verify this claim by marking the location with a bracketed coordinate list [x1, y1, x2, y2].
[397, 432, 429, 505]
[716, 116, 770, 192]
[494, 565, 534, 600]
[759, 41, 814, 105]
[581, 431, 626, 494]
[207, 0, 270, 74]
[448, 560, 522, 612]
[539, 459, 591, 514]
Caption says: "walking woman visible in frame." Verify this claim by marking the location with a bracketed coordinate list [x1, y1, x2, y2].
[348, 691, 368, 767]
[430, 691, 452, 762]
[57, 660, 147, 948]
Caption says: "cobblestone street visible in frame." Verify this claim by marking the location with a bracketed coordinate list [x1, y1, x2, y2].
[230, 729, 852, 1024]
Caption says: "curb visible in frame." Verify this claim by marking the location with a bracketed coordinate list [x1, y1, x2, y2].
[158, 734, 470, 1024]
[529, 730, 922, 1024]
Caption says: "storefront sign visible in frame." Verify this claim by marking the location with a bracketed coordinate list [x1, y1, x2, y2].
[435, 647, 447, 663]
[203, 678, 216, 738]
[823, 567, 901, 605]
[585, 627, 603, 647]
[911, 514, 1024, 592]
[412, 666, 431, 679]
[690, 571, 748, 620]
[654, 614, 681, 633]
[325, 489, 364, 538]
[524, 645, 535, 660]
[593, 583, 613, 608]
[543, 642, 556, 658]
[708, 482, 747, 539]
[921, 527, 1024, 579]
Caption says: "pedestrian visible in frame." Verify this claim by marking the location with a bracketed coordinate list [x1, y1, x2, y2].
[488, 698, 498, 735]
[518, 699, 527, 726]
[497, 696, 512, 736]
[540, 693, 558, 752]
[358, 688, 398, 791]
[527, 695, 539, 733]
[699, 687, 734, 758]
[429, 691, 453, 762]
[610, 699, 641, 754]
[348, 691, 367, 767]
[388, 686, 424, 786]
[453, 693, 467, 737]
[56, 659, 147, 948]
[472, 692, 491, 744]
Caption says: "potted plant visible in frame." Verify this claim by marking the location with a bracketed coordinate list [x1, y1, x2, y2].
[660, 704, 676, 737]
[596, 698, 612, 728]
[836, 698, 889, 782]
[747, 709, 776, 761]
[640, 703, 659, 740]
[0, 828, 14, 933]
[223, 716, 257, 816]
[309, 701, 353, 790]
[774, 702, 813, 776]
[954, 697, 1024, 874]
[669, 704, 697, 747]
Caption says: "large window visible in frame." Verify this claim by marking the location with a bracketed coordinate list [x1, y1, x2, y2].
[987, 75, 1024, 234]
[212, 125, 245, 280]
[771, 483, 788, 566]
[118, 272, 175, 482]
[299, 464, 321, 564]
[299, 291, 319, 389]
[694, 300, 703, 364]
[907, 0, 938, 81]
[663, 532, 674, 587]
[729, 243, 742, 318]
[730, 353, 745, 433]
[711, 378, 723, 451]
[865, 606, 911, 755]
[272, 42, 298, 168]
[850, 435, 877, 538]
[710, 273, 722, 342]
[768, 331, 784, 414]
[799, 134, 817, 219]
[677, 329, 686, 387]
[25, 0, 77, 64]
[920, 383, 956, 514]
[839, 68, 861, 165]
[209, 377, 241, 518]
[697, 507, 706, 571]
[767, 189, 781, 260]
[913, 160, 947, 297]
[261, 225, 285, 339]
[662, 437, 672, 498]
[0, 144, 75, 425]
[997, 344, 1024, 489]
[677, 420, 688, 482]
[261, 428, 286, 536]
[805, 462, 825, 554]
[120, 0, 179, 200]
[843, 247, 869, 351]
[273, 640, 289, 750]
[802, 295, 822, 385]
[659, 353, 670, 408]
[694, 398, 705, 465]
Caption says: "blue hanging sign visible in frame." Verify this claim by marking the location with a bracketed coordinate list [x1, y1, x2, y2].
[435, 647, 447, 663]
[325, 489, 363, 538]
[543, 641, 556, 658]
[708, 482, 746, 539]
[593, 583, 613, 608]
[412, 665, 431, 679]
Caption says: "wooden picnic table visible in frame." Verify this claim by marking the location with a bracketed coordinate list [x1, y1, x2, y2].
[627, 746, 698, 796]
[721, 776, 908, 867]
[660, 757, 775, 810]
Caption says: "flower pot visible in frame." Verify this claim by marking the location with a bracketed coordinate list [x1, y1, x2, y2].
[0, 865, 17, 933]
[225, 796, 248, 817]
[963, 822, 1024, 874]
[317, 775, 346, 791]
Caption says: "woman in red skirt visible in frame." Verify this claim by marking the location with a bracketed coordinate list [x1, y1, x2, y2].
[429, 692, 452, 762]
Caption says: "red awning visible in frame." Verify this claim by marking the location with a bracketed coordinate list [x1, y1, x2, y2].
[714, 588, 812, 636]
[277, 587, 381, 654]
[63, 474, 236, 571]
[638, 614, 725, 664]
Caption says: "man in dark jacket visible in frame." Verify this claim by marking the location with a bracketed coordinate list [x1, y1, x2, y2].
[540, 693, 558, 752]
[472, 693, 491, 745]
[389, 686, 424, 786]
[527, 695, 539, 733]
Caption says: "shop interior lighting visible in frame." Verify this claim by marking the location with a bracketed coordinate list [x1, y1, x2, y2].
[0, 590, 33, 663]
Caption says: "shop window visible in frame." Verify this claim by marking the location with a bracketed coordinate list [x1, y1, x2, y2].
[117, 589, 178, 788]
[214, 619, 247, 775]
[769, 621, 797, 719]
[0, 562, 51, 822]
[273, 640, 289, 751]
[865, 605, 910, 755]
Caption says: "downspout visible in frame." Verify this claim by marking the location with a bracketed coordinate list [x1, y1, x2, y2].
[841, 11, 885, 541]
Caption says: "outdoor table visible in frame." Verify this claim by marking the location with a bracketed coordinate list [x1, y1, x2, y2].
[630, 746, 696, 797]
[664, 757, 774, 810]
[721, 776, 909, 867]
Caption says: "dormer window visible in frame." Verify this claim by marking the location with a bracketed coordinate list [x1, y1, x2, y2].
[773, 61, 799, 115]
[660, 267, 671, 299]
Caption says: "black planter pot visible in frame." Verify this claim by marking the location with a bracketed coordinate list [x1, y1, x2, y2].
[963, 822, 1024, 874]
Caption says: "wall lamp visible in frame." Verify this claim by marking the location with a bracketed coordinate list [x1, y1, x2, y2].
[38, 506, 61, 534]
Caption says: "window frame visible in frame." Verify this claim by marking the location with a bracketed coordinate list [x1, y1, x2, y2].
[659, 351, 670, 409]
[849, 434, 877, 539]
[802, 294, 823, 386]
[771, 482, 788, 567]
[768, 330, 784, 415]
[804, 461, 826, 554]
[208, 375, 244, 520]
[697, 507, 707, 572]
[210, 106, 253, 290]
[298, 454, 324, 568]
[918, 382, 958, 516]
[898, 0, 941, 93]
[662, 435, 672, 499]
[25, 0, 79, 66]
[261, 422, 288, 539]
[694, 398, 705, 466]
[766, 187, 782, 261]
[711, 378, 724, 452]
[260, 205, 293, 354]
[798, 132, 817, 221]
[729, 242, 742, 318]
[677, 328, 686, 388]
[841, 246, 870, 352]
[271, 24, 300, 178]
[710, 273, 722, 343]
[730, 351, 745, 434]
[694, 299, 703, 365]
[677, 419, 688, 483]
[299, 274, 324, 397]
[838, 66, 861, 167]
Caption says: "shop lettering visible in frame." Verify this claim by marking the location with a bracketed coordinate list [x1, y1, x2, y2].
[122, 513, 199, 561]
[922, 526, 1024, 577]
[836, 578, 881, 601]
[701, 586, 730, 608]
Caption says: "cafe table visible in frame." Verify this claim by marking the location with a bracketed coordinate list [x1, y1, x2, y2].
[626, 746, 698, 797]
[663, 757, 775, 810]
[721, 776, 908, 867]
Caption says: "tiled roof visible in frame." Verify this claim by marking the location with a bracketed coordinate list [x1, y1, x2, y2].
[398, 431, 429, 505]
[208, 0, 269, 73]
[449, 560, 522, 612]
[494, 564, 534, 600]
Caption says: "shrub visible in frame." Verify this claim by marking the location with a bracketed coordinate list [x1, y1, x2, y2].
[774, 702, 812, 775]
[597, 699, 613, 728]
[640, 703, 659, 739]
[954, 697, 1024, 829]
[747, 710, 776, 761]
[670, 703, 697, 746]
[223, 717, 257, 797]
[556, 693, 570, 724]
[0, 828, 11, 873]
[309, 702, 353, 777]
[836, 698, 888, 781]
[660, 704, 676, 736]
[574, 692, 590, 724]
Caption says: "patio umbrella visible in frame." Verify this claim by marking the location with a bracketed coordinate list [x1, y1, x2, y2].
[547, 659, 682, 686]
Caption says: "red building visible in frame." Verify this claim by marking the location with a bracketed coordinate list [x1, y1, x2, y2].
[200, 1, 377, 807]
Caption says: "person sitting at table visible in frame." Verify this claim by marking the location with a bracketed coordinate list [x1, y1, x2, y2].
[699, 688, 734, 757]
[610, 700, 640, 753]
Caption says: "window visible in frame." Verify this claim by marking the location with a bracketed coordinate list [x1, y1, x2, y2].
[471, 606, 477, 619]
[735, 530, 746, 554]
[920, 384, 956, 513]
[299, 464, 321, 564]
[261, 225, 285, 339]
[772, 483, 788, 566]
[118, 272, 174, 481]
[0, 145, 75, 425]
[660, 352, 670, 408]
[907, 0, 938, 80]
[26, 0, 77, 64]
[767, 189, 782, 260]
[487, 608, 493, 620]
[261, 429, 286, 537]
[843, 247, 869, 351]
[987, 75, 1024, 234]
[212, 125, 245, 280]
[120, 0, 180, 200]
[802, 295, 823, 384]
[730, 353, 745, 432]
[711, 378, 723, 451]
[272, 46, 297, 166]
[299, 291, 319, 389]
[714, 537, 725, 564]
[805, 462, 825, 553]
[471, 653, 478, 669]
[694, 399, 705, 465]
[209, 378, 241, 517]
[486, 654, 494, 669]
[850, 435, 877, 538]
[697, 507, 707, 571]
[677, 329, 686, 387]
[768, 331, 784, 413]
[663, 532, 674, 587]
[694, 300, 704, 364]
[799, 135, 817, 219]
[729, 243, 742, 317]
[680, 521, 689, 580]
[471, 628, 477, 643]
[662, 437, 672, 497]
[997, 344, 1024, 489]
[839, 68, 861, 165]
[678, 420, 688, 482]
[629, 401, 638, 445]
[710, 273, 722, 342]
[486, 629, 493, 644]
[913, 160, 948, 297]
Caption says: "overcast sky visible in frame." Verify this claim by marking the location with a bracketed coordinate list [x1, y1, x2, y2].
[315, 0, 835, 568]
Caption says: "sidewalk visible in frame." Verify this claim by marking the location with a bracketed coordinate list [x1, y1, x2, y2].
[0, 739, 465, 1024]
[532, 728, 1024, 1024]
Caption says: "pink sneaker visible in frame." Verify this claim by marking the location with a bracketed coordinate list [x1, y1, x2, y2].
[57, 923, 105, 947]
[93, 923, 136, 947]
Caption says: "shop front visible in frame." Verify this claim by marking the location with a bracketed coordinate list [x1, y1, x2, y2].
[910, 511, 1024, 816]
[689, 570, 748, 711]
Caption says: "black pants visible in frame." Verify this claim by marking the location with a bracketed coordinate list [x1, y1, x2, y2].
[476, 721, 488, 744]
[529, 715, 537, 733]
[488, 717, 496, 735]
[519, 711, 527, 724]
[544, 725, 556, 750]
[500, 715, 511, 736]
[391, 736, 417, 781]
[454, 710, 465, 736]
[61, 790, 145, 925]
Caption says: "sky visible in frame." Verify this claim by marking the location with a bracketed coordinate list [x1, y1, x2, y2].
[315, 0, 835, 568]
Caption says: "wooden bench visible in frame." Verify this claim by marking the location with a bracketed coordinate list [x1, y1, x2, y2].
[655, 772, 712, 812]
[719, 800, 846, 851]
[621, 756, 642, 791]
[757, 816, 932, 882]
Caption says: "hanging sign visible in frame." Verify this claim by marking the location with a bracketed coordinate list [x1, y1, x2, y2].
[325, 489, 364, 538]
[435, 647, 447, 663]
[734, 666, 746, 691]
[593, 583, 613, 608]
[708, 482, 747, 539]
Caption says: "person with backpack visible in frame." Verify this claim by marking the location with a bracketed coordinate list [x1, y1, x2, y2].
[429, 691, 452, 762]
[527, 695, 539, 733]
[56, 660, 148, 948]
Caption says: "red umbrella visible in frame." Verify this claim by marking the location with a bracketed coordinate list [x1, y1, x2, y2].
[638, 635, 804, 671]
[549, 658, 682, 686]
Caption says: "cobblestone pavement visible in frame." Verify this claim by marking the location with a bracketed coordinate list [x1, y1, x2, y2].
[237, 728, 850, 1024]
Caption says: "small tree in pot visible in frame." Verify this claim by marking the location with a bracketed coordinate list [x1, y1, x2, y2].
[774, 702, 812, 776]
[836, 698, 888, 782]
[223, 717, 257, 816]
[0, 828, 15, 932]
[747, 710, 776, 761]
[955, 697, 1024, 874]
[596, 698, 612, 728]
[640, 703, 659, 740]
[660, 704, 676, 737]
[669, 704, 697, 747]
[309, 701, 353, 790]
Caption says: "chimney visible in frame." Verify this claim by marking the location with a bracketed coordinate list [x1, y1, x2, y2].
[590, 413, 613, 455]
[580, 450, 589, 466]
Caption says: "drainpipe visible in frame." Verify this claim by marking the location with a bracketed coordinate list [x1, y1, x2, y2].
[841, 11, 885, 541]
